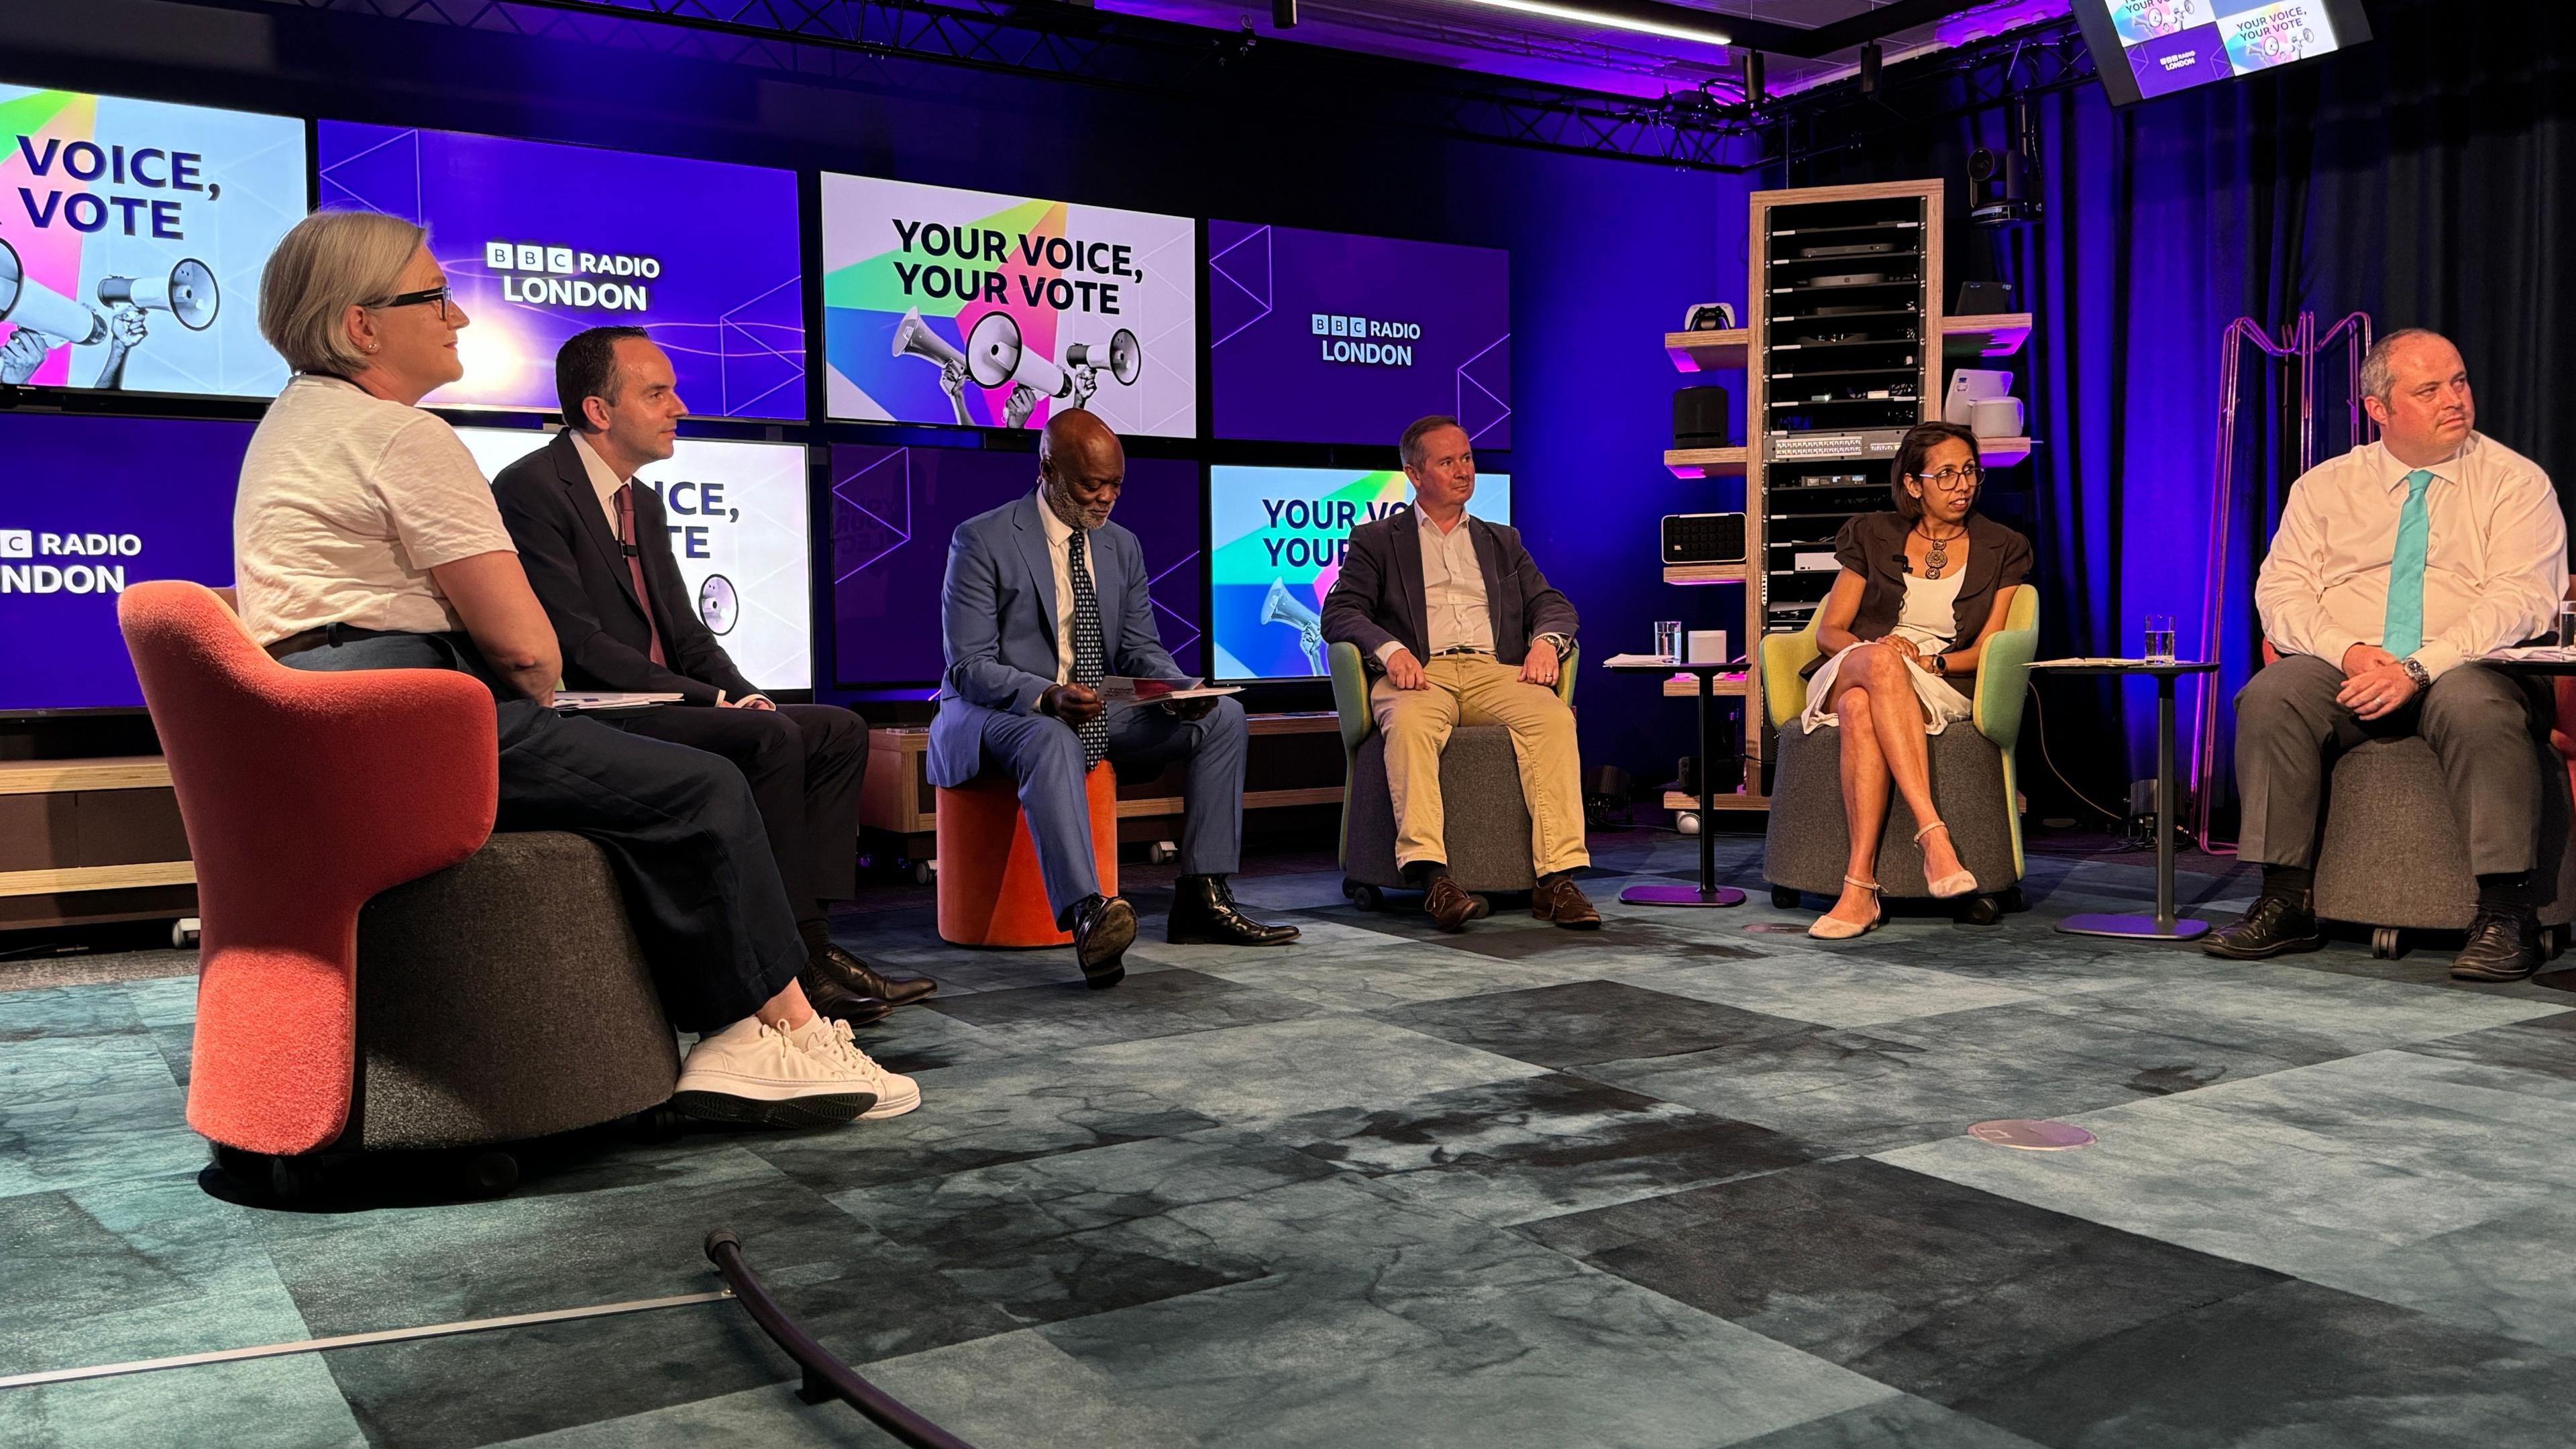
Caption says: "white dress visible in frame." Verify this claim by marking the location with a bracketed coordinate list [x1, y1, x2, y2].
[1799, 569, 1976, 735]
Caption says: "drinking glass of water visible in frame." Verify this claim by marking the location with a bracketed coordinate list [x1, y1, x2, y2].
[2558, 602, 2576, 649]
[2143, 614, 2178, 663]
[1655, 621, 1684, 663]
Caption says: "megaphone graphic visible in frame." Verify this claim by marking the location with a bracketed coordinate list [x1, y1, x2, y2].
[1261, 578, 1326, 674]
[99, 258, 219, 331]
[0, 237, 110, 345]
[1066, 328, 1142, 385]
[890, 307, 969, 370]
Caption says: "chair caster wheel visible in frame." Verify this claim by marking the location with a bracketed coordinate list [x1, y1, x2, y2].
[2551, 924, 2569, 961]
[1957, 895, 2003, 927]
[910, 859, 935, 887]
[1997, 885, 2027, 914]
[1148, 840, 1179, 865]
[270, 1153, 323, 1203]
[1676, 812, 1701, 836]
[465, 1150, 520, 1198]
[625, 1104, 686, 1144]
[1343, 879, 1384, 912]
[1770, 886, 1802, 909]
[2371, 926, 2400, 959]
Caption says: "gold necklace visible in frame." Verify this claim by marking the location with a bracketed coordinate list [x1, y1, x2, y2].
[1912, 521, 1965, 580]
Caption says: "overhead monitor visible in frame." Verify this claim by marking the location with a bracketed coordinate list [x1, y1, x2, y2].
[820, 174, 1197, 438]
[0, 412, 249, 713]
[318, 123, 804, 419]
[2078, 1, 2373, 105]
[451, 429, 815, 690]
[1208, 221, 1510, 449]
[1207, 465, 1511, 681]
[829, 443, 1201, 687]
[0, 85, 305, 398]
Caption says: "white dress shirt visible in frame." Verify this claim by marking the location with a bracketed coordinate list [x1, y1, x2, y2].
[1376, 510, 1493, 663]
[569, 429, 629, 531]
[2257, 433, 2566, 680]
[1034, 487, 1080, 687]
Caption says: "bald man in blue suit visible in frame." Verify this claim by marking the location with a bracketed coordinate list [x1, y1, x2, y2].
[931, 411, 1299, 987]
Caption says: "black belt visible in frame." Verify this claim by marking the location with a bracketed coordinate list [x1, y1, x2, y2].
[265, 621, 393, 660]
[1432, 645, 1493, 657]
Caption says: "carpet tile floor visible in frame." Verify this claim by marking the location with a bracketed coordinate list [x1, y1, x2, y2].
[6, 832, 2576, 1446]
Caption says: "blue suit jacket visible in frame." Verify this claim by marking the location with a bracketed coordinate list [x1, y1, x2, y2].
[930, 493, 1183, 788]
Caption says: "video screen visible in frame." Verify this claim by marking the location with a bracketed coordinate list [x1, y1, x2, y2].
[830, 443, 1201, 686]
[1208, 466, 1511, 681]
[451, 429, 814, 690]
[2078, 0, 2372, 104]
[318, 123, 804, 419]
[820, 174, 1197, 438]
[1208, 221, 1510, 449]
[0, 412, 248, 712]
[0, 86, 305, 398]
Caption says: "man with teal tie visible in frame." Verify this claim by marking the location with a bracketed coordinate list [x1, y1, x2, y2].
[2212, 329, 2568, 979]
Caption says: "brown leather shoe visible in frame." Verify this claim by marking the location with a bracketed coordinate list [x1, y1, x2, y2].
[1422, 875, 1491, 932]
[1532, 876, 1602, 929]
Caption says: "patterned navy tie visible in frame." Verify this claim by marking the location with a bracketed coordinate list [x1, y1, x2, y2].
[1067, 527, 1109, 768]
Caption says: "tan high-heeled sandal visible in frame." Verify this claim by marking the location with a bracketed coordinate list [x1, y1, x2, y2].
[1809, 875, 1884, 940]
[1916, 820, 1979, 898]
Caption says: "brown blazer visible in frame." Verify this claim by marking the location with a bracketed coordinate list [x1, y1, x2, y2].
[1803, 510, 2033, 676]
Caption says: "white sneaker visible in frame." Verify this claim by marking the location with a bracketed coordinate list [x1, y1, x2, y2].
[790, 1016, 921, 1120]
[672, 1016, 880, 1128]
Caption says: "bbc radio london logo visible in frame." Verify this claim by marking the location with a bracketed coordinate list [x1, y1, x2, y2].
[0, 528, 143, 594]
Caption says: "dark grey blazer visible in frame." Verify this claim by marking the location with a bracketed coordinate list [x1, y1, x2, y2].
[1320, 508, 1578, 668]
[489, 430, 758, 705]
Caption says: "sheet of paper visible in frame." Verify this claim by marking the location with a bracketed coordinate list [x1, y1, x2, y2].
[1097, 676, 1245, 703]
[553, 691, 685, 711]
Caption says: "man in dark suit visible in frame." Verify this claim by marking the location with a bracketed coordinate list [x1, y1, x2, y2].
[491, 325, 931, 1023]
[1322, 414, 1598, 932]
[932, 409, 1299, 987]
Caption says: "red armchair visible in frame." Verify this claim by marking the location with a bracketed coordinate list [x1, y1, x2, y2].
[119, 582, 499, 1157]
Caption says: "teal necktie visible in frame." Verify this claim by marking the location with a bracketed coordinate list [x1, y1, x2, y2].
[2383, 468, 2434, 657]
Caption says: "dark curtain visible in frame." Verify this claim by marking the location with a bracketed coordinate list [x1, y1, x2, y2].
[1787, 0, 2576, 824]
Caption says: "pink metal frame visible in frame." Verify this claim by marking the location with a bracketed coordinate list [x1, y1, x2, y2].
[2191, 311, 2375, 851]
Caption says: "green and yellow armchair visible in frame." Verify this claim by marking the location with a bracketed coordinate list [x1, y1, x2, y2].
[1758, 584, 2038, 920]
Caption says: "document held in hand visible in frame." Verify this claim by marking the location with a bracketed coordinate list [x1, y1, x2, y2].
[1097, 676, 1244, 704]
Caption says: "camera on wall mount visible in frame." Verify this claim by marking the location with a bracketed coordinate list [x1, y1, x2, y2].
[1970, 93, 2043, 229]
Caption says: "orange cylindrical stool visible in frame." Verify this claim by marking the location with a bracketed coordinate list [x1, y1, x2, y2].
[935, 761, 1120, 947]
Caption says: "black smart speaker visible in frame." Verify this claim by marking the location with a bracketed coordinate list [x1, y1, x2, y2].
[1672, 386, 1731, 449]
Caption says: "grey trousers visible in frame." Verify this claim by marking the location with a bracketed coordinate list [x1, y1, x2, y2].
[2234, 654, 2551, 875]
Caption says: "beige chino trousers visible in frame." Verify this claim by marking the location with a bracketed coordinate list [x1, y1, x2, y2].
[1370, 653, 1590, 877]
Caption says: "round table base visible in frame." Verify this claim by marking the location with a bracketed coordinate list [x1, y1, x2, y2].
[1620, 883, 1746, 908]
[2055, 912, 2208, 942]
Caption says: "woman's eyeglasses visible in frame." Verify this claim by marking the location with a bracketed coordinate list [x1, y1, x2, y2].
[1909, 464, 1983, 491]
[372, 284, 453, 322]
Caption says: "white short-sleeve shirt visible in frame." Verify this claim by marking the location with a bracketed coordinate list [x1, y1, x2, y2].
[233, 374, 517, 644]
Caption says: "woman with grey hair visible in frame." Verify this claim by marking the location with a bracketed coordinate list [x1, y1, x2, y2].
[231, 209, 917, 1126]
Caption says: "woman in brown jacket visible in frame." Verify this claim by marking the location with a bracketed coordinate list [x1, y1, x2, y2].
[1797, 421, 2033, 938]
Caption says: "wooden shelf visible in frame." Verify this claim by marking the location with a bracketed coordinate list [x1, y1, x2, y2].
[0, 757, 172, 794]
[1977, 437, 2035, 468]
[1666, 328, 1749, 373]
[1941, 313, 2031, 359]
[1663, 790, 1770, 812]
[1661, 674, 1750, 698]
[1117, 786, 1340, 820]
[0, 861, 197, 898]
[1664, 447, 1748, 479]
[1663, 563, 1747, 585]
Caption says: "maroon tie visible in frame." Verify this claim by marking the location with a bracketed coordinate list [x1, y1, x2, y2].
[613, 484, 667, 667]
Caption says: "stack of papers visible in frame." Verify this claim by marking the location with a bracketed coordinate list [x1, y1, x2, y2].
[1098, 676, 1244, 703]
[553, 691, 684, 711]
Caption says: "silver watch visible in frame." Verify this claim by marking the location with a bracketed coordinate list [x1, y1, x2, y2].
[2400, 658, 2431, 689]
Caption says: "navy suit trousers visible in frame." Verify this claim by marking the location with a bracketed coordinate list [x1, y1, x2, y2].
[975, 696, 1248, 917]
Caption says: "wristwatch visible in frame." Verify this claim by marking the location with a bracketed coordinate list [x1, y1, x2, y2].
[1930, 653, 1949, 678]
[2400, 657, 2431, 689]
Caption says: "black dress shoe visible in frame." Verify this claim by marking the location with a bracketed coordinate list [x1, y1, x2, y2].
[1166, 875, 1301, 946]
[2452, 906, 2542, 982]
[796, 965, 893, 1027]
[816, 943, 937, 1008]
[1067, 894, 1136, 989]
[2202, 893, 2324, 960]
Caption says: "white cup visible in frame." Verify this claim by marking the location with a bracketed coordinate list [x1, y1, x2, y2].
[1970, 397, 2025, 439]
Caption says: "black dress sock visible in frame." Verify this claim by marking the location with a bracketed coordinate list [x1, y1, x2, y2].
[1403, 861, 1451, 887]
[2261, 865, 2314, 903]
[2477, 871, 2534, 912]
[798, 916, 833, 961]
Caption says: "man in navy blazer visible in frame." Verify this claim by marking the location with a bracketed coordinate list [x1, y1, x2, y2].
[1322, 415, 1598, 932]
[493, 326, 934, 1026]
[933, 410, 1299, 985]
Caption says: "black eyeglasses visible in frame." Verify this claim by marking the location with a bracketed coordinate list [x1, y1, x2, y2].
[1909, 463, 1984, 490]
[371, 284, 453, 322]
